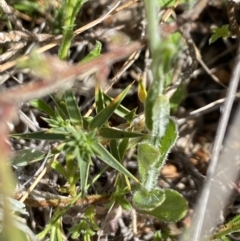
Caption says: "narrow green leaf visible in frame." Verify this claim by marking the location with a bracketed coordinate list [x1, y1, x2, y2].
[53, 215, 64, 241]
[12, 149, 45, 166]
[95, 84, 105, 113]
[64, 90, 83, 125]
[99, 127, 145, 139]
[144, 82, 159, 131]
[76, 152, 90, 196]
[151, 95, 170, 145]
[90, 84, 132, 129]
[124, 108, 137, 123]
[81, 40, 102, 62]
[118, 138, 129, 161]
[50, 94, 68, 119]
[143, 189, 187, 222]
[110, 139, 120, 161]
[50, 224, 56, 241]
[133, 188, 165, 211]
[11, 131, 67, 141]
[209, 25, 230, 44]
[30, 99, 55, 118]
[51, 160, 68, 179]
[218, 236, 231, 241]
[212, 214, 240, 240]
[170, 83, 186, 113]
[154, 231, 163, 241]
[103, 93, 136, 119]
[156, 117, 178, 169]
[116, 196, 132, 210]
[92, 142, 139, 183]
[138, 142, 161, 187]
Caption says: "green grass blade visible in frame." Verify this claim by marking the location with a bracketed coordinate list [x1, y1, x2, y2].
[11, 131, 67, 141]
[95, 84, 105, 114]
[110, 139, 121, 161]
[119, 138, 129, 161]
[64, 90, 83, 126]
[89, 84, 132, 129]
[50, 94, 68, 119]
[103, 93, 137, 119]
[99, 127, 145, 139]
[81, 41, 102, 63]
[76, 152, 90, 196]
[30, 99, 55, 118]
[51, 160, 68, 179]
[92, 142, 138, 183]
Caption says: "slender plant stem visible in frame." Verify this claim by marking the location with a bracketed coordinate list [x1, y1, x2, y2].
[143, 0, 164, 96]
[143, 0, 160, 54]
[58, 0, 86, 60]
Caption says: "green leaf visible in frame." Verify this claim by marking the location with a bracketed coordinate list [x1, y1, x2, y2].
[12, 149, 45, 166]
[89, 84, 132, 129]
[95, 84, 105, 113]
[92, 142, 139, 183]
[118, 138, 129, 161]
[151, 95, 170, 145]
[209, 25, 230, 44]
[64, 90, 83, 126]
[156, 117, 178, 169]
[103, 93, 136, 119]
[76, 152, 90, 196]
[116, 196, 132, 210]
[99, 127, 145, 139]
[14, 1, 44, 15]
[170, 83, 186, 113]
[51, 160, 68, 179]
[137, 142, 161, 189]
[110, 140, 121, 161]
[143, 189, 187, 222]
[219, 236, 231, 241]
[212, 214, 240, 240]
[81, 41, 102, 63]
[50, 94, 68, 119]
[133, 188, 165, 211]
[154, 231, 163, 241]
[11, 131, 67, 141]
[30, 99, 55, 118]
[124, 108, 137, 123]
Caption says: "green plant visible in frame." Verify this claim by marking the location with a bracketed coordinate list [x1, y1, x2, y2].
[12, 86, 144, 239]
[209, 25, 231, 44]
[58, 0, 88, 60]
[211, 214, 240, 241]
[7, 0, 191, 239]
[131, 0, 187, 222]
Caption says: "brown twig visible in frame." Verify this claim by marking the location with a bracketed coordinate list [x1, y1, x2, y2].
[14, 192, 111, 208]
